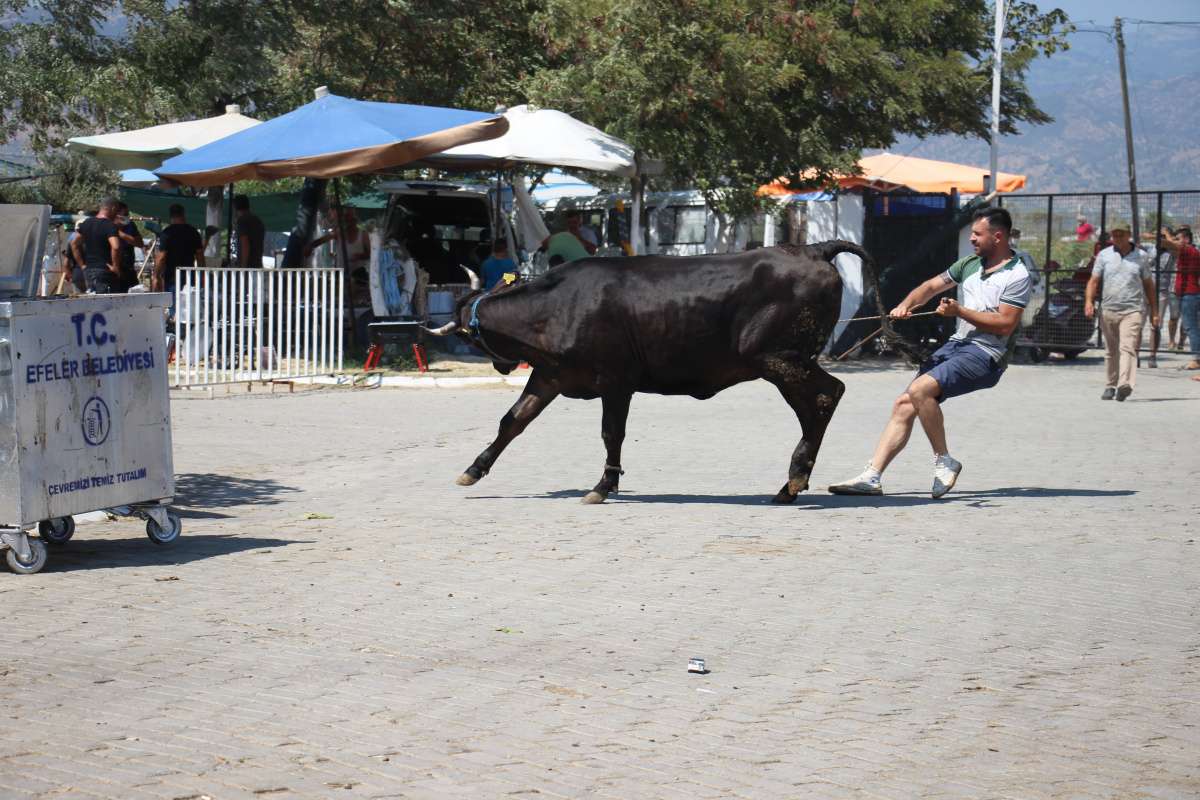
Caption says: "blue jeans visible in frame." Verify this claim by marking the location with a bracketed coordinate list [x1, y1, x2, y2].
[1181, 294, 1200, 360]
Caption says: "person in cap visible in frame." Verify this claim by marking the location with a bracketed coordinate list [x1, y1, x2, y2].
[1084, 221, 1157, 401]
[828, 207, 1031, 499]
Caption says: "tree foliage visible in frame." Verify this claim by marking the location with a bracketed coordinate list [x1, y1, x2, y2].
[0, 0, 1068, 220]
[0, 150, 117, 210]
[526, 0, 1069, 220]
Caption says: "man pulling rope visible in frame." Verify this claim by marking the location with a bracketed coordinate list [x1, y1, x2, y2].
[828, 207, 1033, 499]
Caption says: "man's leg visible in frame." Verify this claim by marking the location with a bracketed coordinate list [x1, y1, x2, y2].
[1100, 311, 1121, 389]
[1182, 295, 1200, 368]
[1118, 311, 1142, 390]
[829, 386, 918, 496]
[868, 391, 919, 473]
[905, 374, 949, 455]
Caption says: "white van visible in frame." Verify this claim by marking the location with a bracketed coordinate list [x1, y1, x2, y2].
[370, 180, 518, 320]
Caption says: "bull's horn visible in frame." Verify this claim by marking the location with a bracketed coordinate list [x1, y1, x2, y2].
[460, 265, 481, 291]
[421, 321, 459, 336]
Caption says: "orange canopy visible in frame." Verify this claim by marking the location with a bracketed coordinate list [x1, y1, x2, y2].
[760, 152, 1027, 197]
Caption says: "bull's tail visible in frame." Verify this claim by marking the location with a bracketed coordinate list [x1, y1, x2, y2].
[806, 240, 918, 361]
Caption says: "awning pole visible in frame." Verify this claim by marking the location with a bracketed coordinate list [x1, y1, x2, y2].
[333, 179, 359, 347]
[225, 182, 235, 265]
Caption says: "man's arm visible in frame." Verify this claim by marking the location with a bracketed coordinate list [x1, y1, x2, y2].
[107, 235, 121, 273]
[1143, 277, 1160, 327]
[69, 235, 85, 270]
[889, 273, 955, 318]
[193, 246, 205, 268]
[1158, 228, 1180, 254]
[1084, 273, 1101, 318]
[153, 249, 166, 292]
[937, 298, 1023, 336]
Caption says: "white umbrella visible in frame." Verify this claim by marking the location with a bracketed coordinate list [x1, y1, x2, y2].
[67, 105, 260, 172]
[428, 104, 640, 177]
[426, 105, 661, 254]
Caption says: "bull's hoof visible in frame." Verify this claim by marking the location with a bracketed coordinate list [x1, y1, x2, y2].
[787, 477, 810, 495]
[456, 472, 480, 486]
[771, 485, 799, 504]
[581, 490, 607, 505]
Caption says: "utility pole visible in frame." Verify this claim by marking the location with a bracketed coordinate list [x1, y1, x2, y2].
[1115, 17, 1140, 240]
[988, 0, 1005, 196]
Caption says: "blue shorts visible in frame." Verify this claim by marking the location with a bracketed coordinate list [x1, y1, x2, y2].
[915, 339, 1004, 402]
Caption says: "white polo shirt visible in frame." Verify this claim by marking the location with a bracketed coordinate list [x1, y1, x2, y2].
[942, 253, 1032, 361]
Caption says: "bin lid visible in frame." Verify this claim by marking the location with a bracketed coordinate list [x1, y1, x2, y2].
[0, 205, 51, 299]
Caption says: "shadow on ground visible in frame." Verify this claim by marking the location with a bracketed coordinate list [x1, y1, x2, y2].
[467, 486, 1135, 508]
[42, 534, 311, 573]
[171, 473, 302, 519]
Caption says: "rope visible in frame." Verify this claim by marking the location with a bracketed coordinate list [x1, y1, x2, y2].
[834, 326, 885, 361]
[836, 310, 940, 323]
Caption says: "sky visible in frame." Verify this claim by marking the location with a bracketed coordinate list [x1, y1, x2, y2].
[1043, 0, 1200, 24]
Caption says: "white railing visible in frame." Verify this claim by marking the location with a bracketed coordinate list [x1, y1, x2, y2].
[172, 267, 344, 388]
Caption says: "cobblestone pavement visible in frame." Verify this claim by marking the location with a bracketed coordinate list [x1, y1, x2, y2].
[2, 353, 1198, 799]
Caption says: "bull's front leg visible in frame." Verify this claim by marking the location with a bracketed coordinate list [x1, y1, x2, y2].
[457, 371, 558, 486]
[582, 392, 632, 504]
[761, 358, 845, 504]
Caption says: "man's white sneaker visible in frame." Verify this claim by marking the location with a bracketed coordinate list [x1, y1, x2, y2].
[931, 454, 962, 499]
[828, 466, 883, 496]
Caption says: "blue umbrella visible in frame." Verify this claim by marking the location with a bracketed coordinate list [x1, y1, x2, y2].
[156, 89, 508, 186]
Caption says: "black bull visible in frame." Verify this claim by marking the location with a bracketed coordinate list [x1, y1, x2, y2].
[427, 240, 890, 504]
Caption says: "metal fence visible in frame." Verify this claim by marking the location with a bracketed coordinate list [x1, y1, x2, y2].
[172, 267, 344, 388]
[998, 190, 1200, 355]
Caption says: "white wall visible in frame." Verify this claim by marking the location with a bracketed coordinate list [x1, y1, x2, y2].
[807, 194, 866, 347]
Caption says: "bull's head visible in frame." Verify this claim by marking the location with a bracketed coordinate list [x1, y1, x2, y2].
[419, 265, 481, 337]
[420, 265, 522, 374]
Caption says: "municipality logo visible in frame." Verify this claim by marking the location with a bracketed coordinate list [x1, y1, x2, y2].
[81, 396, 111, 446]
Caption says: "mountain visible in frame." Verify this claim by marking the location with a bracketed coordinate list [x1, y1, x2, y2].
[890, 23, 1200, 193]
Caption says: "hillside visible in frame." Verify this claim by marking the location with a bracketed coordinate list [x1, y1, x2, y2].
[891, 23, 1200, 193]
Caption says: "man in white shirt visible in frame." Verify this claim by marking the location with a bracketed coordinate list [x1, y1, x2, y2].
[1084, 221, 1158, 401]
[829, 207, 1032, 499]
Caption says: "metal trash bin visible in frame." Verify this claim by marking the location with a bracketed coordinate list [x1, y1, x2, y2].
[0, 205, 180, 575]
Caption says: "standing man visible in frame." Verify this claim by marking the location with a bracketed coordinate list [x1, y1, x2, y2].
[70, 198, 123, 294]
[1159, 225, 1200, 371]
[113, 201, 142, 290]
[154, 203, 204, 302]
[234, 194, 266, 269]
[60, 218, 88, 293]
[565, 209, 598, 255]
[1084, 220, 1157, 401]
[828, 207, 1031, 499]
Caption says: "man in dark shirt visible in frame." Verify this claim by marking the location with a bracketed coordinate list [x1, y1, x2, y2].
[154, 203, 204, 293]
[114, 201, 142, 290]
[61, 219, 88, 293]
[70, 198, 122, 293]
[234, 194, 266, 268]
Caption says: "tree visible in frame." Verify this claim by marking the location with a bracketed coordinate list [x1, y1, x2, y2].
[526, 0, 1069, 246]
[0, 0, 545, 154]
[0, 150, 117, 211]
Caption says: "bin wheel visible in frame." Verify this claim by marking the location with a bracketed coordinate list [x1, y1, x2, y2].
[6, 538, 48, 575]
[39, 517, 75, 545]
[146, 513, 182, 545]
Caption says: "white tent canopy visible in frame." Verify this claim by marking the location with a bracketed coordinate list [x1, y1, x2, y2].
[427, 104, 646, 177]
[66, 105, 260, 171]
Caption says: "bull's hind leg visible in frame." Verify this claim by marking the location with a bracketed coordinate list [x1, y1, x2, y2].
[582, 392, 632, 505]
[457, 371, 558, 486]
[760, 357, 845, 504]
